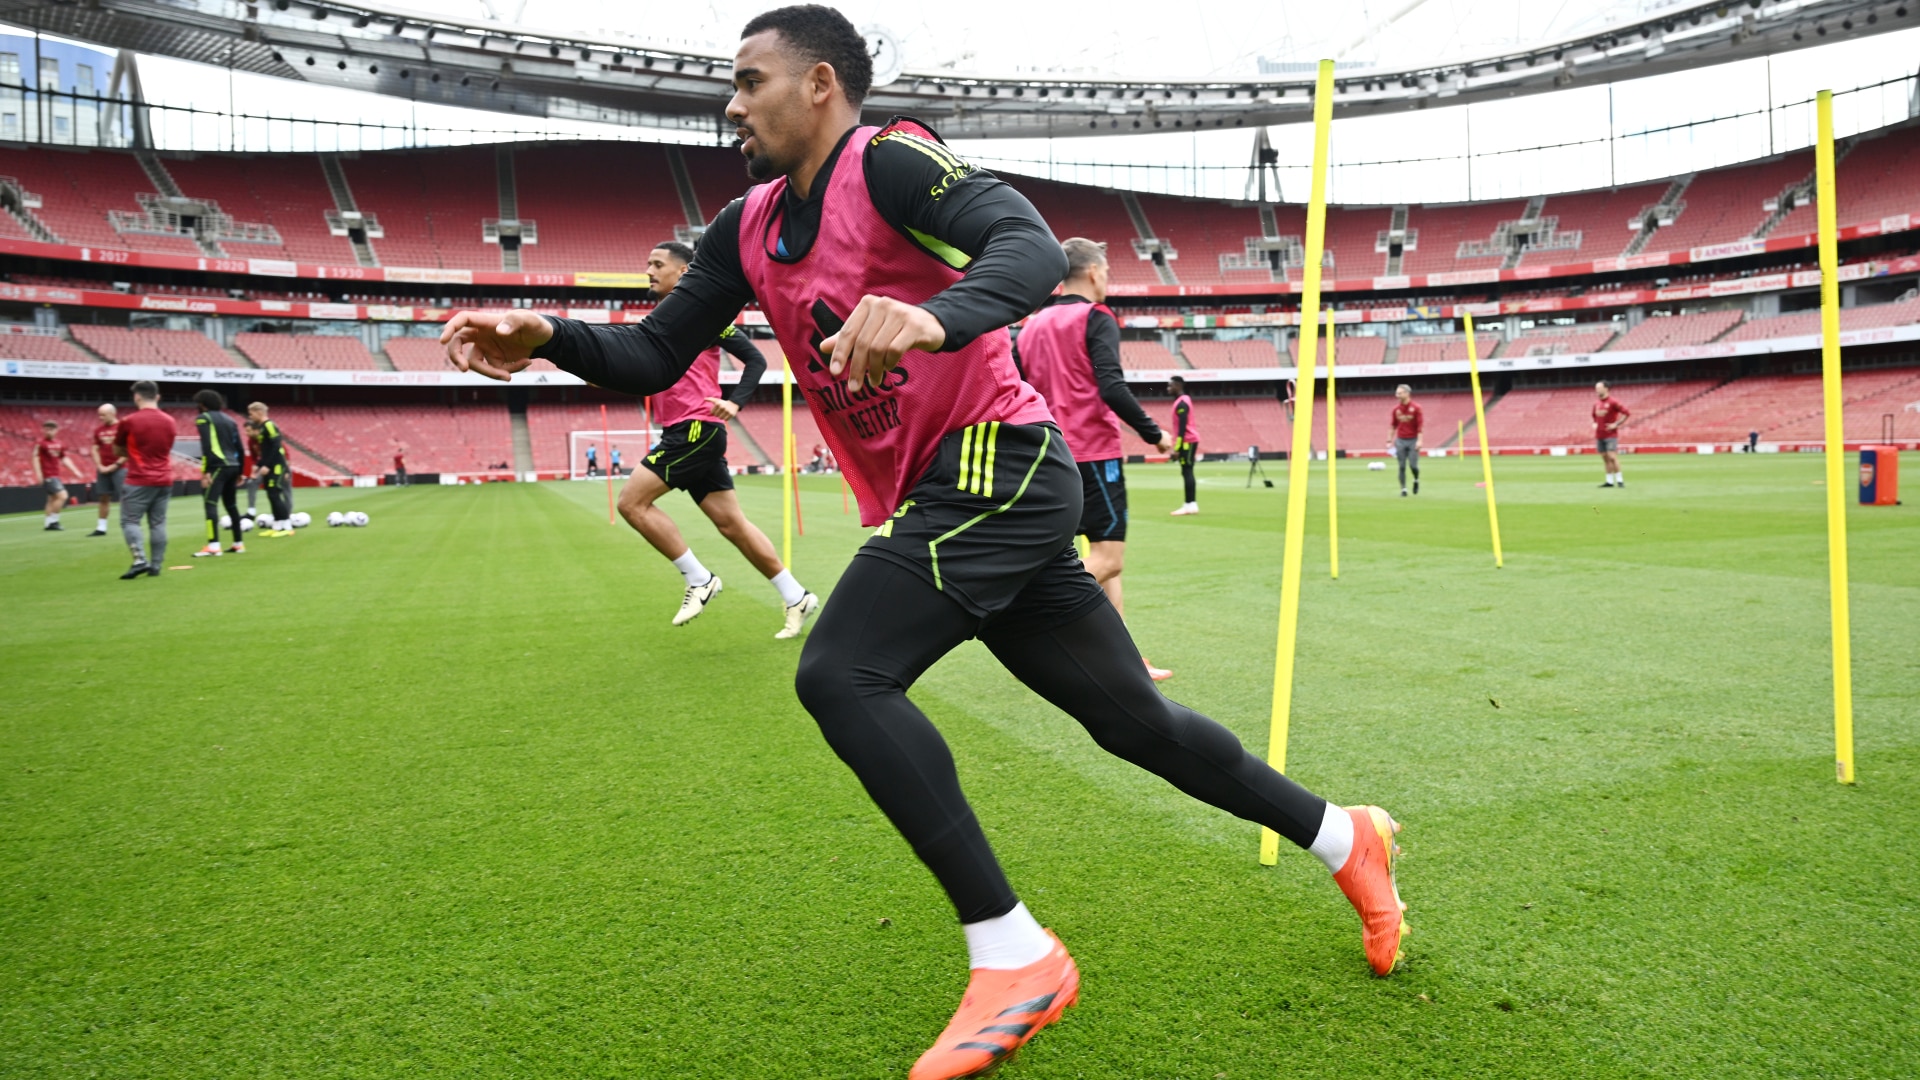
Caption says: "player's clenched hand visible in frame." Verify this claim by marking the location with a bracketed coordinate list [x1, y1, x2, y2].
[1154, 433, 1175, 454]
[705, 397, 741, 420]
[821, 295, 945, 393]
[440, 310, 553, 381]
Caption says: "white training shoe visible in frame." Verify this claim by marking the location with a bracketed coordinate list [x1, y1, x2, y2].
[1170, 503, 1199, 516]
[1142, 656, 1173, 681]
[192, 543, 222, 558]
[775, 591, 821, 639]
[673, 575, 723, 625]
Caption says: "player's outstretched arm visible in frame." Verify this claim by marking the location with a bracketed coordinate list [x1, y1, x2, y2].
[440, 310, 553, 381]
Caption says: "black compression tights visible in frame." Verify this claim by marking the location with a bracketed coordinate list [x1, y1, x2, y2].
[794, 557, 1327, 923]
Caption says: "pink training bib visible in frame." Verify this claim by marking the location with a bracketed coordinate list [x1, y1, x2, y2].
[735, 122, 1052, 525]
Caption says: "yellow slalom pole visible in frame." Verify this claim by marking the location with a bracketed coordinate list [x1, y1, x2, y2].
[1463, 312, 1504, 569]
[1326, 309, 1339, 580]
[1457, 419, 1465, 462]
[781, 355, 794, 569]
[1814, 90, 1856, 784]
[1260, 58, 1334, 866]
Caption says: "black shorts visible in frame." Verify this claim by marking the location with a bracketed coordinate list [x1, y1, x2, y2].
[641, 419, 735, 504]
[1076, 457, 1128, 543]
[95, 469, 125, 501]
[858, 420, 1107, 636]
[1176, 441, 1199, 469]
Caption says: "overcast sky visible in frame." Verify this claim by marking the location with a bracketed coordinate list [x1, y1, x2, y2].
[51, 1, 1920, 203]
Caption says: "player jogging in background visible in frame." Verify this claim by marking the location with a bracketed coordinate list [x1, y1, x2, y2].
[1390, 384, 1424, 497]
[1593, 381, 1631, 488]
[393, 446, 408, 486]
[34, 419, 85, 531]
[1014, 237, 1175, 681]
[115, 380, 176, 579]
[1168, 375, 1200, 515]
[441, 9, 1406, 1077]
[192, 389, 245, 557]
[247, 402, 296, 536]
[89, 404, 124, 535]
[616, 240, 819, 637]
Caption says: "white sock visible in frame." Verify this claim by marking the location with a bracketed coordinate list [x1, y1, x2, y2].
[1307, 802, 1356, 874]
[46, 514, 58, 525]
[963, 901, 1054, 970]
[671, 550, 712, 588]
[1613, 472, 1624, 484]
[277, 520, 291, 531]
[769, 568, 806, 606]
[94, 520, 108, 532]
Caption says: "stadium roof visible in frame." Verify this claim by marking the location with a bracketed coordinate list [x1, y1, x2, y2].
[0, 0, 1910, 138]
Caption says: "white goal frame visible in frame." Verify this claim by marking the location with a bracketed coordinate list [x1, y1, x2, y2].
[569, 429, 657, 480]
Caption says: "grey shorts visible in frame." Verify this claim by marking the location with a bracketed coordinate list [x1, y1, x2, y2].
[95, 469, 125, 501]
[1596, 437, 1619, 454]
[42, 476, 65, 496]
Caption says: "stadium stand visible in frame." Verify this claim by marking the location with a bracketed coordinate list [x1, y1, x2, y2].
[342, 146, 499, 270]
[1401, 199, 1530, 277]
[1640, 153, 1813, 255]
[1397, 333, 1503, 364]
[1180, 337, 1281, 369]
[161, 154, 339, 263]
[514, 143, 682, 273]
[1764, 366, 1920, 441]
[234, 332, 378, 370]
[1119, 339, 1182, 370]
[680, 144, 756, 224]
[1523, 182, 1672, 267]
[734, 400, 825, 472]
[69, 325, 238, 366]
[0, 332, 92, 364]
[1133, 193, 1267, 284]
[1319, 205, 1391, 281]
[1013, 177, 1160, 286]
[1607, 309, 1745, 350]
[1495, 325, 1619, 357]
[0, 147, 204, 255]
[1291, 334, 1390, 366]
[1721, 295, 1920, 342]
[261, 403, 514, 475]
[1479, 380, 1722, 447]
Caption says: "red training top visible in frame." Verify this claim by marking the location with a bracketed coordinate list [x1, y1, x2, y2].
[393, 452, 405, 470]
[736, 121, 1052, 526]
[1592, 397, 1630, 439]
[117, 408, 179, 486]
[1016, 299, 1124, 462]
[35, 436, 67, 476]
[93, 422, 121, 470]
[1391, 400, 1424, 440]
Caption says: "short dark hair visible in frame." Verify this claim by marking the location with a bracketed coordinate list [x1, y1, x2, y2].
[193, 389, 225, 411]
[653, 240, 696, 264]
[1169, 375, 1186, 390]
[741, 5, 872, 105]
[130, 380, 158, 401]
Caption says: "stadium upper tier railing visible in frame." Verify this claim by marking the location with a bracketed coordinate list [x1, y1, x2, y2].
[2, 115, 1920, 300]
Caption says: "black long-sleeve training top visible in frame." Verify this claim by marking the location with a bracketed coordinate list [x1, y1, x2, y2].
[532, 122, 1068, 396]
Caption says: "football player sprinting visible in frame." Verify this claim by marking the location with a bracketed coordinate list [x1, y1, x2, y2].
[618, 240, 820, 637]
[442, 8, 1408, 1077]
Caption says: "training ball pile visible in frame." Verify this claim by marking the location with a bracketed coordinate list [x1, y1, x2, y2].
[327, 511, 370, 527]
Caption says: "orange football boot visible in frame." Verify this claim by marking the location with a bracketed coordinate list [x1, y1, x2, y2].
[1331, 805, 1407, 976]
[909, 932, 1079, 1080]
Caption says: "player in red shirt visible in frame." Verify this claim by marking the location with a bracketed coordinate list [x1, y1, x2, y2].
[32, 419, 85, 531]
[1389, 384, 1424, 497]
[112, 381, 179, 578]
[88, 404, 125, 536]
[1592, 381, 1632, 487]
[441, 10, 1407, 1075]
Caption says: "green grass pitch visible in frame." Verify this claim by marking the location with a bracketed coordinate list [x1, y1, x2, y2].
[3, 454, 1916, 1078]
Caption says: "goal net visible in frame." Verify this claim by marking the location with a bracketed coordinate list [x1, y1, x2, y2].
[569, 429, 657, 480]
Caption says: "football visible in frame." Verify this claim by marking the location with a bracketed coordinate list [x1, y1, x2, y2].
[290, 512, 312, 528]
[327, 512, 345, 527]
[239, 516, 254, 532]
